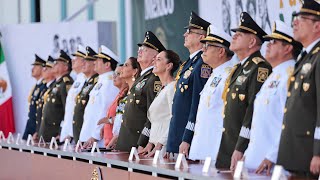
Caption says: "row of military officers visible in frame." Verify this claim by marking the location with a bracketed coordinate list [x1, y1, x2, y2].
[22, 0, 320, 178]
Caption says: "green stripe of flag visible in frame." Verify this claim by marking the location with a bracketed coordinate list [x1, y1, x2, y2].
[0, 43, 4, 64]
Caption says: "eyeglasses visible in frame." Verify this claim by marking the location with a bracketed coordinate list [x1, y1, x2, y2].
[186, 29, 204, 35]
[202, 43, 222, 51]
[138, 46, 148, 52]
[293, 15, 320, 22]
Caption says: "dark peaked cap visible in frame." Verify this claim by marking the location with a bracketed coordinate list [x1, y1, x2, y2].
[31, 54, 46, 66]
[184, 11, 210, 31]
[231, 12, 267, 42]
[56, 50, 71, 64]
[137, 31, 166, 53]
[293, 0, 320, 17]
[84, 46, 97, 61]
[45, 56, 55, 68]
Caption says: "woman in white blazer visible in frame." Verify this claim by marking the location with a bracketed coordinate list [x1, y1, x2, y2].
[140, 50, 181, 157]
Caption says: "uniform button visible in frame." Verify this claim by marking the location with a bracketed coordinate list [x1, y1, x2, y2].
[236, 88, 239, 91]
[73, 120, 75, 124]
[222, 114, 225, 118]
[227, 88, 230, 92]
[121, 120, 123, 123]
[222, 128, 226, 132]
[35, 113, 37, 116]
[287, 92, 291, 97]
[194, 132, 197, 136]
[224, 101, 227, 105]
[41, 117, 43, 120]
[133, 94, 136, 96]
[291, 77, 295, 82]
[36, 121, 38, 124]
[53, 122, 56, 125]
[282, 124, 285, 130]
[137, 131, 140, 133]
[300, 75, 304, 79]
[306, 131, 310, 135]
[284, 108, 287, 113]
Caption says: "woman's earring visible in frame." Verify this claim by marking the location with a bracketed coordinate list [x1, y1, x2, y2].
[132, 76, 136, 82]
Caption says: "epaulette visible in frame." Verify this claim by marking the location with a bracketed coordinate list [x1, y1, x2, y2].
[312, 47, 320, 55]
[252, 57, 264, 64]
[63, 76, 71, 83]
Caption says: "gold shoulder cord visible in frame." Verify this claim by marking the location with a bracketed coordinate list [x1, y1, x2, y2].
[174, 61, 187, 92]
[221, 64, 239, 103]
[28, 85, 36, 103]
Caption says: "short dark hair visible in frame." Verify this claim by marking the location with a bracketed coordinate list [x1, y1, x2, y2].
[109, 59, 118, 71]
[280, 41, 302, 60]
[163, 50, 181, 76]
[128, 57, 142, 79]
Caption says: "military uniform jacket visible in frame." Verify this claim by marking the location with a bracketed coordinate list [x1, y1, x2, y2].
[72, 74, 98, 143]
[189, 60, 235, 161]
[39, 74, 73, 141]
[216, 51, 272, 168]
[166, 51, 211, 153]
[80, 71, 118, 146]
[22, 79, 46, 140]
[278, 40, 320, 173]
[244, 60, 295, 170]
[59, 73, 86, 142]
[35, 80, 55, 133]
[116, 68, 160, 151]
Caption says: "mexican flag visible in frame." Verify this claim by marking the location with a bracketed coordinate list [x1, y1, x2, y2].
[0, 41, 15, 137]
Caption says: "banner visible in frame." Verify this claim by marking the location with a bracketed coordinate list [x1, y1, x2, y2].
[0, 40, 15, 137]
[131, 0, 199, 60]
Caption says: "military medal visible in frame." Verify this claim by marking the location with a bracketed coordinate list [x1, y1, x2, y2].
[183, 69, 192, 79]
[33, 88, 40, 96]
[301, 63, 311, 74]
[239, 94, 245, 101]
[303, 83, 310, 92]
[232, 93, 236, 99]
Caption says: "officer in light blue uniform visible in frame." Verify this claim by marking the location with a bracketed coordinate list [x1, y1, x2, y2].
[22, 54, 47, 140]
[166, 11, 212, 155]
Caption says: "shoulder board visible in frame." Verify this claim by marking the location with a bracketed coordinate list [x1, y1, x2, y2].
[312, 47, 320, 55]
[252, 57, 265, 64]
[63, 76, 71, 83]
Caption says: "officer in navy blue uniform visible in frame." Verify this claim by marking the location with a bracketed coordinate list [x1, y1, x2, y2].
[22, 55, 47, 140]
[166, 11, 212, 156]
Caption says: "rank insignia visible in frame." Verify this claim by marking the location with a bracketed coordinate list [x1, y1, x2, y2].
[201, 64, 211, 78]
[154, 81, 162, 92]
[257, 67, 269, 83]
[268, 80, 279, 88]
[242, 69, 251, 75]
[303, 83, 310, 92]
[301, 63, 312, 74]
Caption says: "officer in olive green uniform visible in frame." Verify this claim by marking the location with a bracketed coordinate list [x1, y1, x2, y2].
[116, 31, 165, 151]
[277, 1, 320, 176]
[39, 50, 74, 142]
[216, 12, 272, 169]
[72, 46, 99, 143]
[35, 56, 56, 136]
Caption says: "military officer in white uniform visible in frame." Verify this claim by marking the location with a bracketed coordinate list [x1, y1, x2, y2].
[59, 45, 86, 143]
[189, 25, 235, 161]
[244, 21, 302, 175]
[80, 45, 119, 148]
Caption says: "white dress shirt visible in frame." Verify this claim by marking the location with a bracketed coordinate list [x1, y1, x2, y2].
[59, 73, 86, 142]
[244, 60, 295, 169]
[79, 71, 119, 146]
[189, 60, 235, 161]
[148, 81, 175, 146]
